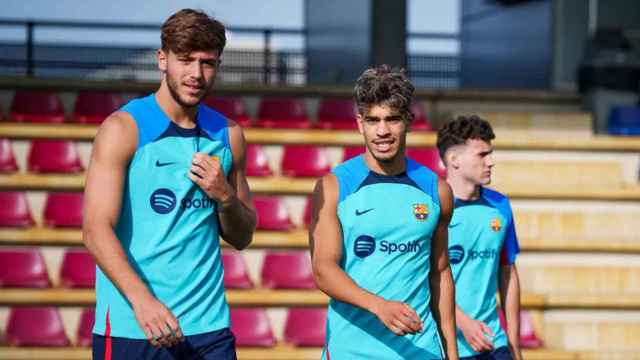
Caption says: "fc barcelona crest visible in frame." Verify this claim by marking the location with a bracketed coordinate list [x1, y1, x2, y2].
[491, 218, 502, 232]
[413, 203, 429, 221]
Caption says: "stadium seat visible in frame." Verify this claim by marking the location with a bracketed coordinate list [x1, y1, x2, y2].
[342, 146, 365, 161]
[302, 196, 313, 228]
[0, 138, 18, 172]
[44, 192, 84, 228]
[221, 251, 254, 289]
[9, 90, 65, 123]
[410, 102, 433, 131]
[203, 96, 251, 127]
[76, 308, 95, 347]
[0, 249, 51, 288]
[406, 147, 446, 178]
[6, 307, 70, 346]
[281, 145, 331, 177]
[253, 196, 295, 231]
[230, 308, 275, 347]
[0, 191, 35, 228]
[519, 310, 544, 348]
[607, 105, 640, 135]
[256, 97, 311, 128]
[245, 144, 273, 177]
[261, 251, 315, 289]
[316, 98, 358, 130]
[73, 91, 125, 124]
[27, 140, 84, 173]
[284, 308, 327, 346]
[60, 249, 96, 288]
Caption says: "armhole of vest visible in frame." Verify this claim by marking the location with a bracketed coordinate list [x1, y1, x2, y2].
[119, 108, 146, 150]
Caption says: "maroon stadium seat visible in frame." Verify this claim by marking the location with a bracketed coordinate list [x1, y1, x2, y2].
[0, 138, 18, 172]
[0, 192, 35, 228]
[0, 249, 50, 288]
[73, 91, 125, 124]
[10, 90, 65, 123]
[221, 251, 254, 289]
[410, 103, 433, 131]
[284, 308, 327, 346]
[302, 196, 313, 228]
[256, 97, 310, 129]
[316, 98, 358, 130]
[261, 251, 315, 289]
[44, 192, 84, 228]
[406, 147, 446, 178]
[230, 308, 275, 347]
[60, 249, 96, 288]
[203, 96, 251, 127]
[6, 307, 70, 346]
[281, 145, 331, 177]
[27, 140, 84, 173]
[253, 196, 294, 231]
[245, 144, 272, 177]
[76, 308, 95, 347]
[342, 146, 365, 162]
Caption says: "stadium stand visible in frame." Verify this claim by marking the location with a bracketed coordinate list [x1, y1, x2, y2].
[280, 145, 331, 177]
[0, 138, 18, 173]
[59, 250, 95, 288]
[283, 308, 327, 347]
[261, 251, 315, 289]
[75, 308, 94, 347]
[5, 307, 70, 346]
[253, 196, 296, 231]
[256, 97, 311, 129]
[0, 192, 35, 228]
[315, 98, 357, 130]
[245, 144, 273, 177]
[230, 308, 276, 347]
[203, 95, 252, 127]
[222, 251, 255, 289]
[9, 91, 65, 124]
[0, 249, 50, 288]
[43, 193, 84, 228]
[27, 140, 84, 173]
[72, 91, 125, 124]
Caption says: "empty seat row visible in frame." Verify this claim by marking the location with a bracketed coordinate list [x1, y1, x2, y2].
[0, 139, 83, 173]
[0, 248, 313, 290]
[4, 91, 433, 130]
[0, 192, 83, 228]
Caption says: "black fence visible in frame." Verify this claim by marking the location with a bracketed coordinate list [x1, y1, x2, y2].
[0, 19, 459, 88]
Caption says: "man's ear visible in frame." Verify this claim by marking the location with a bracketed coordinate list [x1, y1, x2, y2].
[447, 150, 459, 169]
[157, 49, 168, 72]
[356, 113, 365, 135]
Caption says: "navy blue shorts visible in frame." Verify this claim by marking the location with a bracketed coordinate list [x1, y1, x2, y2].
[92, 328, 237, 360]
[461, 346, 513, 360]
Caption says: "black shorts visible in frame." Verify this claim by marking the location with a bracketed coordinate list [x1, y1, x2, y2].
[92, 327, 237, 360]
[461, 346, 513, 360]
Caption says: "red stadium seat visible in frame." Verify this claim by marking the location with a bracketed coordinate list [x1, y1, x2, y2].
[245, 144, 272, 177]
[73, 91, 125, 124]
[302, 196, 313, 228]
[284, 308, 327, 346]
[261, 251, 315, 289]
[203, 96, 251, 127]
[27, 140, 84, 173]
[316, 98, 358, 130]
[6, 307, 70, 346]
[0, 192, 35, 228]
[0, 138, 18, 172]
[221, 251, 254, 289]
[44, 192, 84, 228]
[256, 97, 310, 129]
[0, 249, 50, 288]
[230, 308, 275, 347]
[406, 147, 446, 178]
[410, 103, 433, 131]
[342, 146, 365, 162]
[281, 145, 331, 177]
[10, 90, 65, 123]
[519, 310, 544, 348]
[253, 196, 295, 231]
[76, 308, 95, 347]
[60, 249, 95, 288]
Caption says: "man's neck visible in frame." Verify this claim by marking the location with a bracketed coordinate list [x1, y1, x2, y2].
[363, 151, 406, 175]
[446, 174, 481, 201]
[155, 82, 198, 128]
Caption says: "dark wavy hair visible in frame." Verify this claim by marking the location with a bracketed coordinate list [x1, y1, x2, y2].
[354, 65, 414, 121]
[436, 115, 495, 163]
[161, 9, 226, 56]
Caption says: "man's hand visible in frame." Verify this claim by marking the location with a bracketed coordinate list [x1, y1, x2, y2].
[371, 298, 424, 336]
[188, 153, 234, 205]
[131, 293, 184, 347]
[458, 315, 494, 353]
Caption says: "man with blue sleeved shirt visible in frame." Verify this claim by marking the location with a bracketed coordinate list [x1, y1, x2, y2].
[436, 116, 523, 360]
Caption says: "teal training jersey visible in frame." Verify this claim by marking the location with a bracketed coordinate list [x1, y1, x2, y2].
[447, 187, 520, 357]
[93, 94, 233, 338]
[323, 155, 444, 359]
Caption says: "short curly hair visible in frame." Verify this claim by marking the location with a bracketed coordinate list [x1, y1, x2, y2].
[436, 115, 495, 163]
[354, 65, 414, 121]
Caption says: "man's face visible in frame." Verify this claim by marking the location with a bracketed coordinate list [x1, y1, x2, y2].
[357, 103, 410, 164]
[158, 49, 220, 108]
[453, 139, 495, 185]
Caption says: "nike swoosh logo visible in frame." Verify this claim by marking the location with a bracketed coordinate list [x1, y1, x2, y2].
[155, 160, 177, 167]
[355, 208, 374, 216]
[448, 222, 462, 228]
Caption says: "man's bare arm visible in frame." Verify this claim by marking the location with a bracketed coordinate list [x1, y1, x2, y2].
[499, 263, 523, 360]
[83, 112, 183, 347]
[429, 178, 459, 359]
[309, 174, 423, 336]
